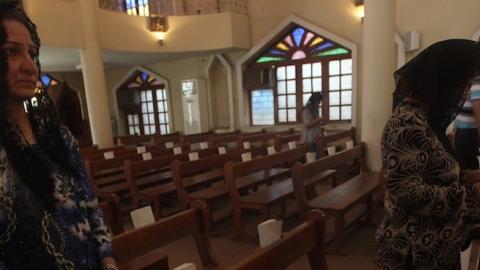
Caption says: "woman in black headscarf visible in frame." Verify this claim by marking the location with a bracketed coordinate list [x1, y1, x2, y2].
[376, 39, 480, 270]
[0, 2, 117, 270]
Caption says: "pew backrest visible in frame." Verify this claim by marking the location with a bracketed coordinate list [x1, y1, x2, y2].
[315, 127, 356, 157]
[227, 210, 328, 270]
[112, 200, 218, 267]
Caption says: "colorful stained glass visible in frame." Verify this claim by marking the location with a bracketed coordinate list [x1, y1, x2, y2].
[284, 36, 294, 47]
[292, 50, 306, 60]
[126, 71, 161, 88]
[276, 43, 289, 51]
[255, 25, 350, 64]
[292, 28, 305, 47]
[303, 32, 314, 46]
[257, 56, 285, 63]
[315, 48, 350, 57]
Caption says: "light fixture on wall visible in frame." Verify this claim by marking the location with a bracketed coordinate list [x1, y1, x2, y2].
[353, 0, 365, 21]
[148, 15, 168, 46]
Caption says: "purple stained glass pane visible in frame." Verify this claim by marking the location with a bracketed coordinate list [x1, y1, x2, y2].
[292, 27, 305, 47]
[284, 35, 294, 47]
[141, 72, 148, 82]
[312, 42, 335, 52]
[303, 32, 314, 46]
[269, 49, 286, 55]
[292, 50, 306, 60]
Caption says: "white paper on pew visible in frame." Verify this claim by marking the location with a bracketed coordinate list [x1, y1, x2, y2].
[173, 263, 197, 270]
[189, 152, 199, 161]
[306, 152, 316, 163]
[243, 141, 251, 149]
[103, 151, 114, 160]
[258, 219, 283, 248]
[218, 146, 227, 155]
[200, 142, 209, 149]
[142, 152, 152, 161]
[288, 141, 296, 149]
[327, 146, 336, 156]
[116, 138, 123, 146]
[241, 152, 252, 162]
[130, 206, 155, 229]
[461, 243, 472, 270]
[345, 140, 354, 149]
[267, 146, 276, 155]
[174, 147, 182, 155]
[165, 142, 174, 149]
[136, 146, 146, 154]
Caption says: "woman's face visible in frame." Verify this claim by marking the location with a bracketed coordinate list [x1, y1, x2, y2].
[1, 19, 38, 102]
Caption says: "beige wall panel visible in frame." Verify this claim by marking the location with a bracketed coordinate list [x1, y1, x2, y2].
[397, 0, 480, 60]
[209, 59, 230, 128]
[23, 0, 85, 47]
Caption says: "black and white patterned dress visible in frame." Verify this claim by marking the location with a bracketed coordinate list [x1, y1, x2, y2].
[375, 101, 480, 270]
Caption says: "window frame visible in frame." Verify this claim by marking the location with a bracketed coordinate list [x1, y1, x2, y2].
[118, 71, 172, 136]
[248, 54, 352, 126]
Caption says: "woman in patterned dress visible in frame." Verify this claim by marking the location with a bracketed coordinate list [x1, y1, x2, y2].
[0, 2, 117, 270]
[376, 39, 480, 270]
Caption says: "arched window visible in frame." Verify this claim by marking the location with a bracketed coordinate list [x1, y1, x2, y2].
[117, 71, 171, 135]
[40, 74, 60, 90]
[246, 24, 352, 125]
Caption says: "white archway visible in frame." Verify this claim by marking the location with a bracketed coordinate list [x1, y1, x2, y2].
[112, 66, 172, 135]
[235, 15, 359, 129]
[205, 54, 234, 131]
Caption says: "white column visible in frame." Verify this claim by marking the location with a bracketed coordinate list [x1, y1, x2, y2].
[79, 0, 113, 147]
[360, 0, 396, 170]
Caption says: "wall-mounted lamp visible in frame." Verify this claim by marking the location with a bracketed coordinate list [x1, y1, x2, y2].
[148, 15, 168, 46]
[353, 0, 365, 21]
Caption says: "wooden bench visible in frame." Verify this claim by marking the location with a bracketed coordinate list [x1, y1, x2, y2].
[225, 146, 334, 241]
[274, 132, 302, 151]
[172, 146, 281, 234]
[208, 133, 241, 148]
[227, 209, 328, 270]
[112, 200, 218, 270]
[315, 127, 356, 157]
[98, 193, 124, 235]
[238, 130, 293, 150]
[291, 143, 379, 253]
[125, 153, 188, 218]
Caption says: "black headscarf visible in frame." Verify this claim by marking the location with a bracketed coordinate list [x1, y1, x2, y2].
[393, 39, 480, 155]
[0, 1, 77, 209]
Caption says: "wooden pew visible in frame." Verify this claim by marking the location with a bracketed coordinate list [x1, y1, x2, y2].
[172, 146, 284, 234]
[98, 193, 124, 235]
[180, 131, 213, 149]
[224, 146, 334, 241]
[79, 145, 98, 156]
[153, 132, 182, 148]
[228, 209, 328, 270]
[208, 133, 241, 149]
[83, 148, 138, 161]
[112, 200, 218, 270]
[291, 143, 379, 253]
[238, 132, 279, 150]
[315, 127, 356, 157]
[274, 133, 302, 151]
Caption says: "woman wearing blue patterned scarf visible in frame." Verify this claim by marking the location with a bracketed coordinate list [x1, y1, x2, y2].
[0, 1, 116, 269]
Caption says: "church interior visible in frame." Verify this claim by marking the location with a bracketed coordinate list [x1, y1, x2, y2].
[18, 0, 480, 269]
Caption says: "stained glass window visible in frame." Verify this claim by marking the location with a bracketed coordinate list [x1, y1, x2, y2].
[125, 0, 149, 16]
[256, 26, 351, 64]
[40, 74, 60, 90]
[121, 70, 171, 135]
[249, 24, 353, 123]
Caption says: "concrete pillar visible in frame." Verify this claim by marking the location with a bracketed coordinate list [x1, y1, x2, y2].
[360, 0, 396, 170]
[79, 0, 113, 147]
